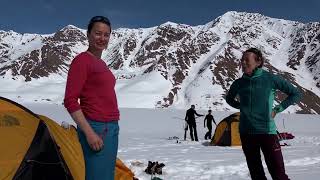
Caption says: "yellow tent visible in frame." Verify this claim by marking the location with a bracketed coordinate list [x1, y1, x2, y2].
[210, 112, 241, 146]
[0, 97, 135, 180]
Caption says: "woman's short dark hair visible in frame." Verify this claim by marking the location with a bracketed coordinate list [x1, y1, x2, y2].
[243, 48, 264, 68]
[87, 16, 111, 33]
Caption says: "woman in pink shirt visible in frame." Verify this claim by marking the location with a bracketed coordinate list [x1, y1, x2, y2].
[64, 16, 119, 180]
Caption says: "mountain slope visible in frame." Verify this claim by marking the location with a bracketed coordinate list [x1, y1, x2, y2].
[0, 11, 319, 113]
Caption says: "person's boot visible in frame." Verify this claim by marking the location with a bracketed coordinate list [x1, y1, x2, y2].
[190, 133, 194, 141]
[194, 132, 198, 141]
[204, 132, 209, 140]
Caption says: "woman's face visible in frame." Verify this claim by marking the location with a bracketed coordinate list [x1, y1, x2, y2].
[241, 52, 261, 76]
[87, 22, 111, 52]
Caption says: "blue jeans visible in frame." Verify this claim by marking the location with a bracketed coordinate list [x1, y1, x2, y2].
[77, 120, 119, 180]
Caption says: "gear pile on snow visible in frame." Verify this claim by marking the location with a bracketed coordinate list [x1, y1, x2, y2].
[144, 161, 165, 175]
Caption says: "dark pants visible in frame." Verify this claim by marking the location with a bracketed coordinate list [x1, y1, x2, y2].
[240, 134, 289, 180]
[204, 125, 212, 140]
[188, 121, 198, 141]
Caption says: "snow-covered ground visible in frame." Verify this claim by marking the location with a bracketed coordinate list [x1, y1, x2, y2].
[23, 103, 320, 180]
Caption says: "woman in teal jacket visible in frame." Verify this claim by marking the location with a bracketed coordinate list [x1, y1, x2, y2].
[226, 48, 301, 180]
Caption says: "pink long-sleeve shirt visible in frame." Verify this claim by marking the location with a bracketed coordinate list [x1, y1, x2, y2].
[64, 52, 119, 122]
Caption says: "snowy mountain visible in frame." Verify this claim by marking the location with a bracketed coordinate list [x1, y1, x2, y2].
[1, 11, 319, 114]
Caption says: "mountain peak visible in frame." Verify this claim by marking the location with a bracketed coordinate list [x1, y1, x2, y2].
[160, 21, 179, 27]
[59, 25, 82, 32]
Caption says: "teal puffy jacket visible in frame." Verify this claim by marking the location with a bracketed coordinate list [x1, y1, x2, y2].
[226, 68, 301, 134]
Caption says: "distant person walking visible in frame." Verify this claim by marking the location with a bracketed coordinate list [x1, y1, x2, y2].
[204, 110, 216, 140]
[64, 16, 119, 180]
[226, 47, 301, 180]
[185, 105, 204, 141]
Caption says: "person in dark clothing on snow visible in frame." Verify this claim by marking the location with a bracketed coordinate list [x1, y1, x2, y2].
[184, 105, 204, 141]
[204, 110, 216, 140]
[226, 48, 301, 180]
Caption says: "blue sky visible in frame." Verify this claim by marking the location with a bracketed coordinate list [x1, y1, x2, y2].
[1, 0, 319, 34]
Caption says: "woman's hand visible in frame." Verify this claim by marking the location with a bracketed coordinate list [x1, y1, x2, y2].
[271, 111, 276, 118]
[70, 110, 104, 152]
[86, 131, 104, 151]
